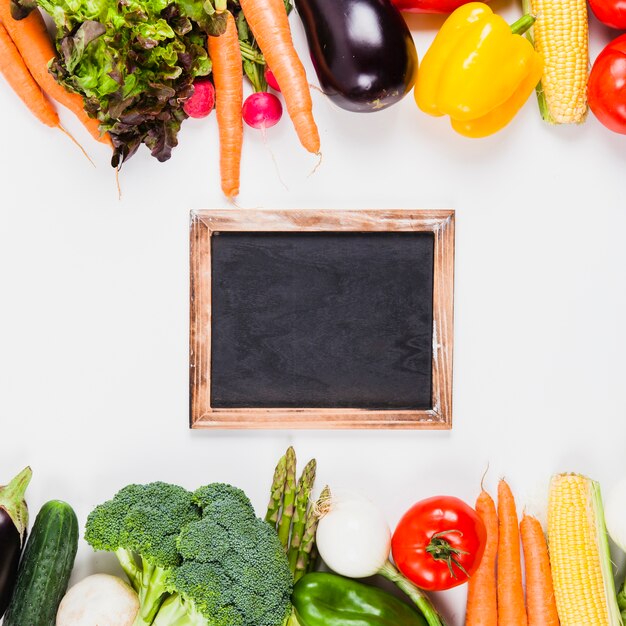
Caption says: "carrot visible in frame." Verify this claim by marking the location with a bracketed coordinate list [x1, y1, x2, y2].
[520, 514, 559, 626]
[0, 20, 94, 161]
[465, 490, 498, 626]
[207, 12, 243, 199]
[497, 479, 528, 626]
[0, 3, 110, 145]
[239, 0, 320, 154]
[0, 21, 58, 127]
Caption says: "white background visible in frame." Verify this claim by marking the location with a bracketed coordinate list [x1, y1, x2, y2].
[2, 1, 626, 623]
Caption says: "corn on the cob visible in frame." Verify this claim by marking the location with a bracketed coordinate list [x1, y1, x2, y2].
[522, 0, 589, 124]
[548, 474, 622, 626]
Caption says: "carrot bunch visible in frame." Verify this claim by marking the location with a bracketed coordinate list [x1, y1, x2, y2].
[465, 479, 559, 626]
[0, 0, 318, 193]
[0, 1, 108, 145]
[208, 0, 320, 198]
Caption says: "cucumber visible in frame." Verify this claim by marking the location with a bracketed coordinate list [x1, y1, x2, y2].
[3, 500, 78, 626]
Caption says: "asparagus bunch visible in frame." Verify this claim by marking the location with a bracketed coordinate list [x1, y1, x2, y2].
[265, 447, 327, 583]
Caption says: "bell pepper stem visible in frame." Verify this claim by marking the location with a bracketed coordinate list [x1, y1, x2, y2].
[510, 14, 535, 36]
[378, 560, 447, 626]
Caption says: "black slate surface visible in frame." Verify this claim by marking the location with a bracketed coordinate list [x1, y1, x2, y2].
[210, 231, 434, 409]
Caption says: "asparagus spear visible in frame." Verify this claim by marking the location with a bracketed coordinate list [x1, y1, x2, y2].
[307, 544, 320, 575]
[294, 485, 329, 582]
[288, 459, 317, 571]
[277, 447, 297, 548]
[265, 453, 288, 529]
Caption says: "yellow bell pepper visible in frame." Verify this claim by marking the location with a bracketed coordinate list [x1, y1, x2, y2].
[415, 2, 544, 138]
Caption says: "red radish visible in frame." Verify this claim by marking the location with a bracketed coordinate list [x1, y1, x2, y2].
[265, 67, 281, 92]
[184, 79, 215, 118]
[242, 92, 283, 129]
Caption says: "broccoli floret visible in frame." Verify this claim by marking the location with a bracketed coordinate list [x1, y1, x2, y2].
[192, 483, 256, 521]
[153, 483, 293, 626]
[85, 482, 201, 625]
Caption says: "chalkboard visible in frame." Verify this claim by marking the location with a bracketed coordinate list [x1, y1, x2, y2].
[211, 232, 434, 409]
[190, 209, 454, 429]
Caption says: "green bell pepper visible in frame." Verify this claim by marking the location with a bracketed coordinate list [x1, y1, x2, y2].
[292, 572, 428, 626]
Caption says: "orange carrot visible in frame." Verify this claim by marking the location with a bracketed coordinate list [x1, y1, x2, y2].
[239, 0, 320, 154]
[0, 20, 58, 127]
[208, 12, 243, 199]
[466, 490, 498, 626]
[520, 514, 559, 626]
[497, 479, 528, 626]
[0, 4, 109, 145]
[0, 20, 93, 160]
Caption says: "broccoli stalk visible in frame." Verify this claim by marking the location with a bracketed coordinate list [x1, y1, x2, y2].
[115, 547, 141, 590]
[135, 562, 171, 625]
[85, 482, 202, 626]
[112, 549, 170, 625]
[152, 594, 207, 626]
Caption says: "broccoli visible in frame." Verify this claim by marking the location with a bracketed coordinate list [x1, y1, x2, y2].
[152, 484, 293, 626]
[85, 482, 201, 625]
[192, 482, 257, 521]
[86, 482, 293, 626]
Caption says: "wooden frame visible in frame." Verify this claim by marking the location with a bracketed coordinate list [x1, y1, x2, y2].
[190, 209, 455, 429]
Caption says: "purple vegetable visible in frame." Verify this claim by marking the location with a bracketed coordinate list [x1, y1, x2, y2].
[0, 467, 32, 617]
[295, 0, 417, 112]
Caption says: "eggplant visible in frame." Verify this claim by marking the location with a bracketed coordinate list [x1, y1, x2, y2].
[295, 0, 418, 112]
[0, 467, 32, 617]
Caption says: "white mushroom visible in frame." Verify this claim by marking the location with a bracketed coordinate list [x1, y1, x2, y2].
[56, 574, 139, 626]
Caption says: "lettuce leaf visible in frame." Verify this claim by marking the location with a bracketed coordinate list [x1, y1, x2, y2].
[33, 0, 222, 165]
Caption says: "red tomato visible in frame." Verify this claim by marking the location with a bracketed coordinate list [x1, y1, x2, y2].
[391, 496, 486, 591]
[589, 34, 626, 135]
[588, 0, 626, 29]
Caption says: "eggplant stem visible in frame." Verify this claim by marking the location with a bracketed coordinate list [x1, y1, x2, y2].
[0, 467, 32, 544]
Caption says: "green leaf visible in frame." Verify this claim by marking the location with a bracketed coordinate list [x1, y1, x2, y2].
[37, 0, 214, 166]
[59, 20, 105, 72]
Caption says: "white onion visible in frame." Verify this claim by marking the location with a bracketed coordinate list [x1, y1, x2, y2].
[604, 477, 626, 553]
[316, 491, 391, 578]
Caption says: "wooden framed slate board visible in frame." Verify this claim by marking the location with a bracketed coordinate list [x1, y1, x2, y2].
[190, 209, 455, 429]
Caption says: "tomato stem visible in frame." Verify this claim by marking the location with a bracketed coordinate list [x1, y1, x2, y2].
[425, 530, 470, 579]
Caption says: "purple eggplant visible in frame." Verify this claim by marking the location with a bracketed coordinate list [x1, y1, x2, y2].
[295, 0, 418, 112]
[0, 467, 32, 617]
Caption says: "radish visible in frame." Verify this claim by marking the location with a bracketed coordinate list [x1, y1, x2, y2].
[183, 79, 215, 118]
[316, 491, 445, 626]
[264, 68, 281, 92]
[242, 92, 283, 129]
